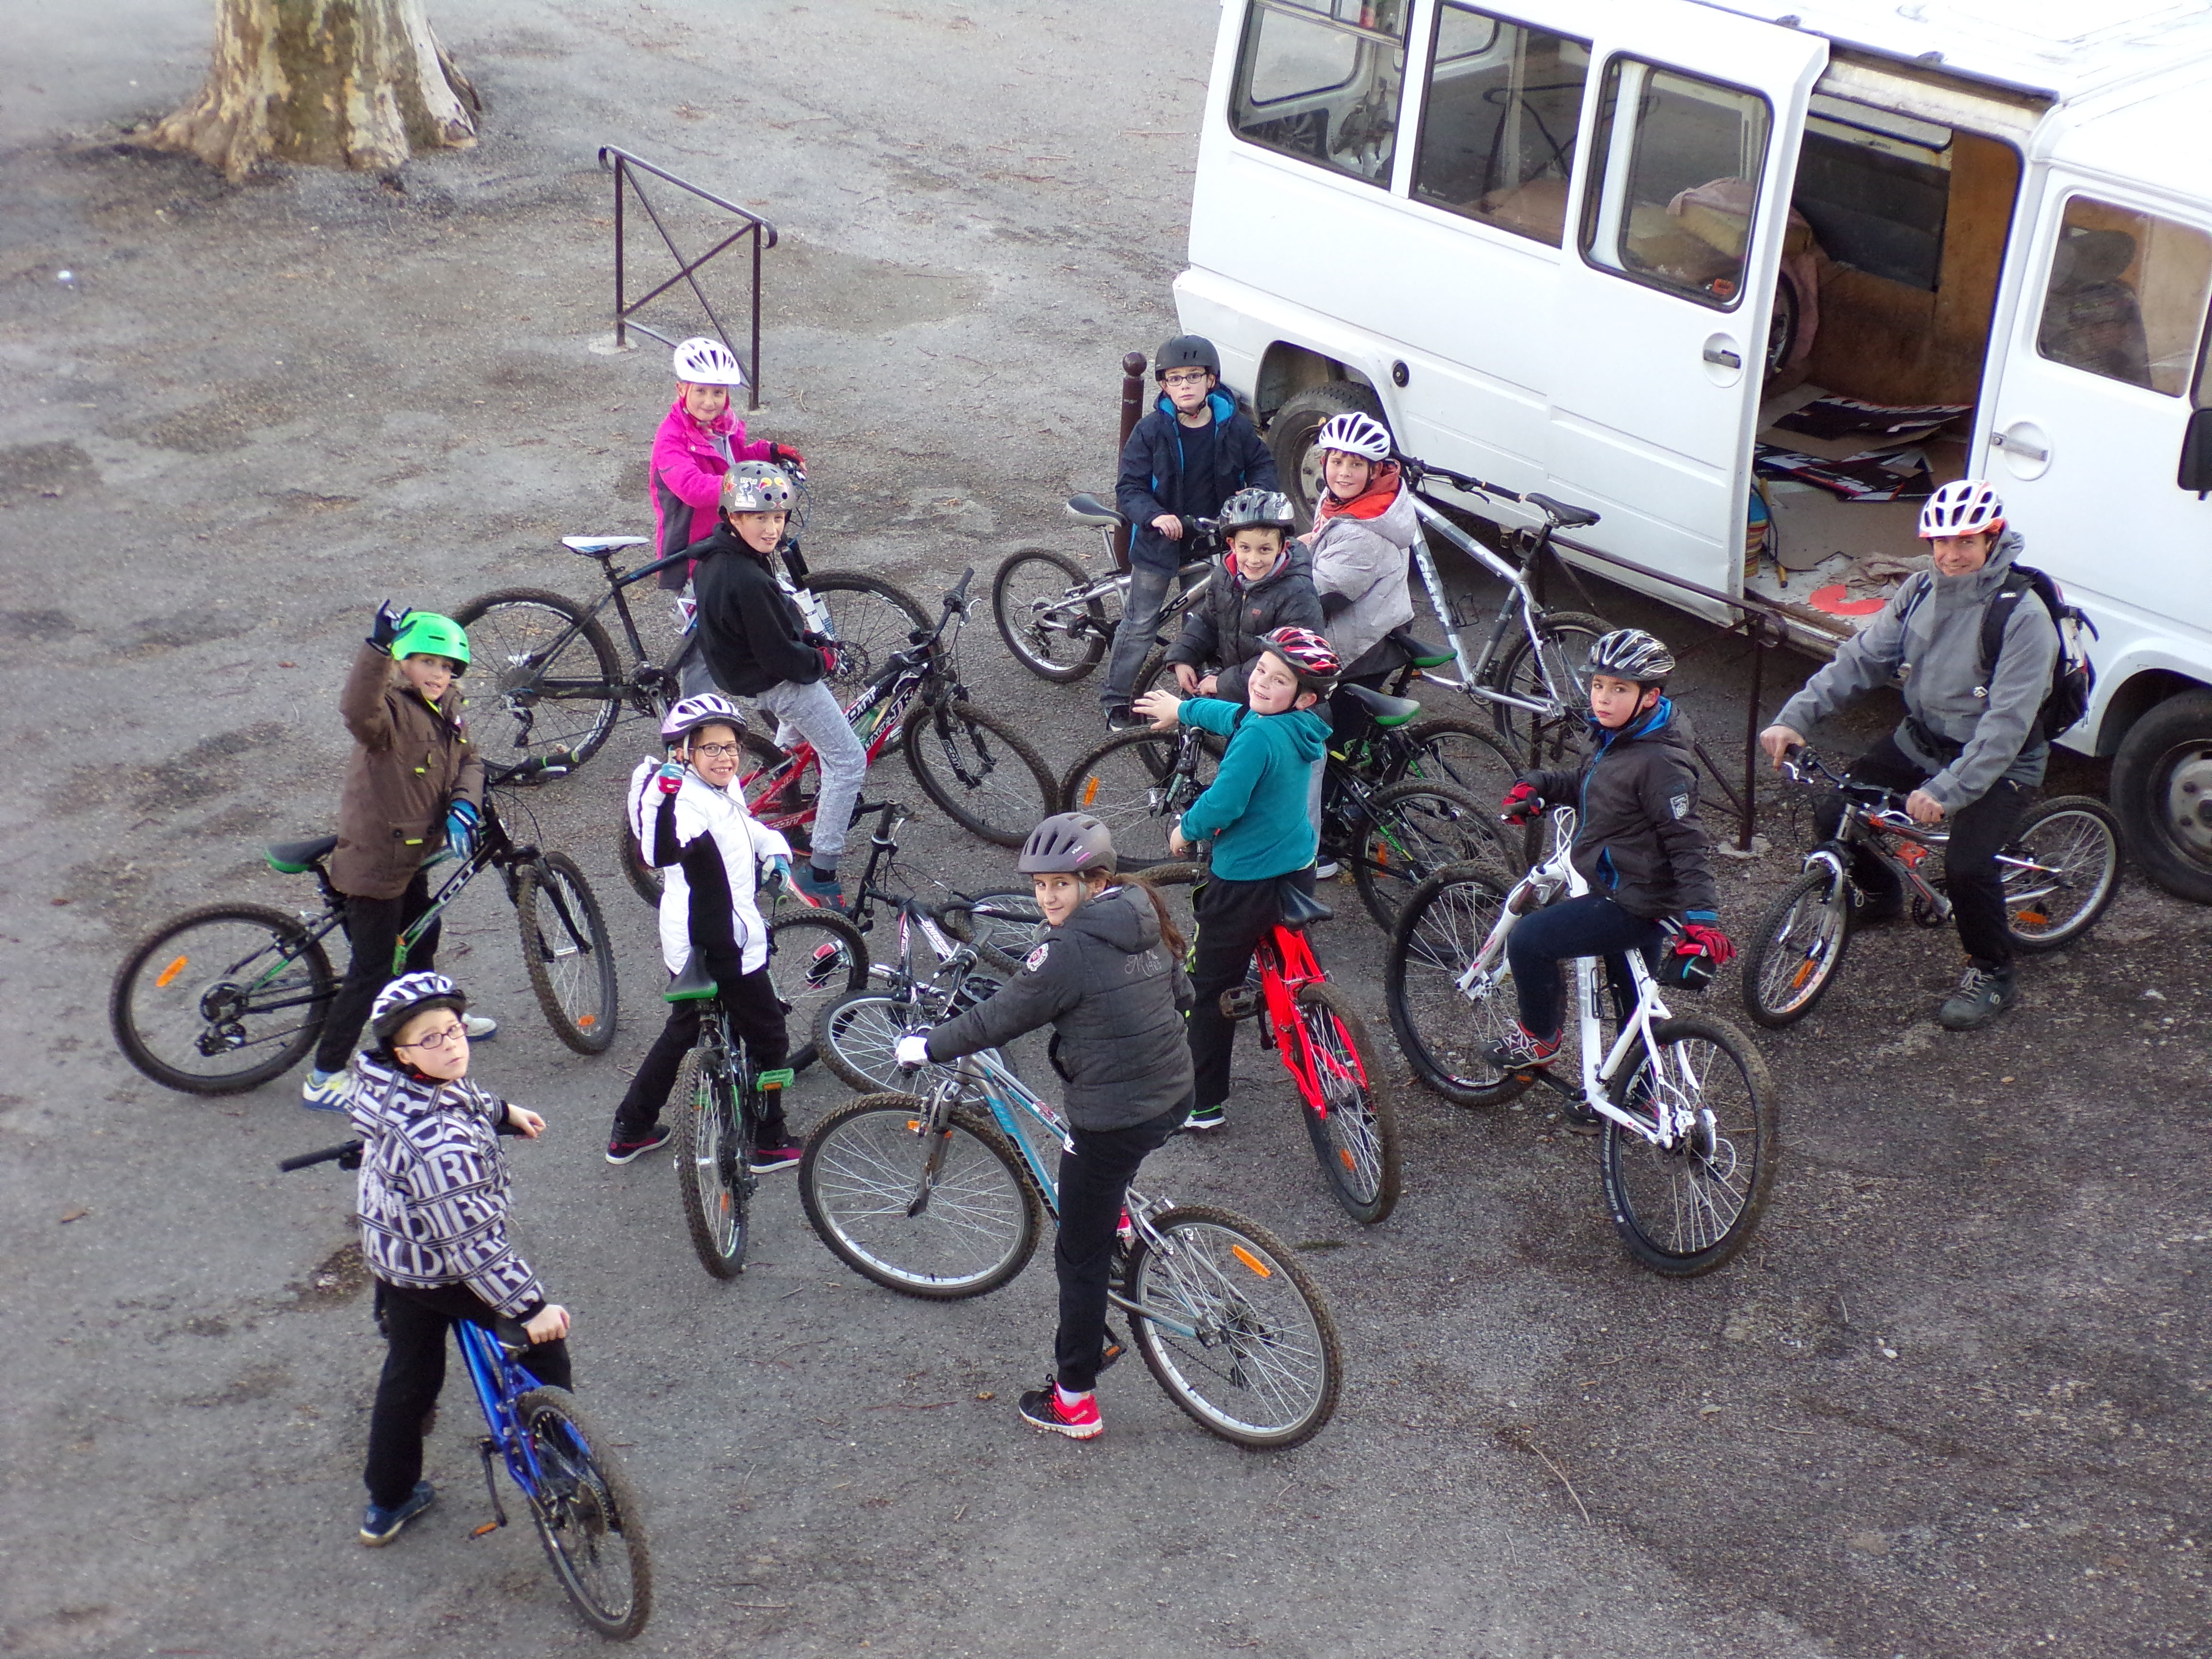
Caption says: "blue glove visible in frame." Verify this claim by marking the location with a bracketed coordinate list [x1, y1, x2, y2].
[369, 601, 410, 654]
[763, 854, 793, 893]
[657, 758, 685, 796]
[445, 799, 480, 862]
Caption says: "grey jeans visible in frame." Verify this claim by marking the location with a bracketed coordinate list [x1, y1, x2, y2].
[1100, 561, 1179, 713]
[754, 676, 866, 867]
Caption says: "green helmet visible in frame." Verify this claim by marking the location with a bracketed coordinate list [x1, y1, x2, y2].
[388, 613, 471, 670]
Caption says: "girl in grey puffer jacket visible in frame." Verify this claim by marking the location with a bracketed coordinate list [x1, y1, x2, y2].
[1305, 457, 1419, 678]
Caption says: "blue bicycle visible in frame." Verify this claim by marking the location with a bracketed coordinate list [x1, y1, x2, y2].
[281, 1141, 653, 1639]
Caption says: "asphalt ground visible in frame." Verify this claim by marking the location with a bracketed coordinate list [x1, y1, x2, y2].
[2, 3, 2207, 1656]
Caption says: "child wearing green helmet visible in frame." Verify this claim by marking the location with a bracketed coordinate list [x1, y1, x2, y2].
[301, 603, 495, 1111]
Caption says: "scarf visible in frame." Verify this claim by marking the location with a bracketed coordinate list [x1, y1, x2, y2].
[1312, 460, 1403, 528]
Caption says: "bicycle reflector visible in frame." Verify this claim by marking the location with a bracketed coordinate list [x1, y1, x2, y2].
[1229, 1244, 1274, 1278]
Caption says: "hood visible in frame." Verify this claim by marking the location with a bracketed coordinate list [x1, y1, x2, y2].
[1219, 541, 1314, 592]
[1933, 527, 2026, 603]
[1592, 693, 1690, 752]
[1154, 388, 1238, 425]
[1065, 883, 1159, 954]
[350, 1049, 461, 1117]
[1314, 461, 1406, 525]
[694, 521, 767, 564]
[1273, 705, 1332, 762]
[667, 393, 736, 442]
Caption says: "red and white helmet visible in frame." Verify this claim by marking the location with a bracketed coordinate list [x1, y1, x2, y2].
[1259, 625, 1342, 689]
[1918, 479, 2005, 539]
[1313, 410, 1393, 462]
[673, 336, 747, 388]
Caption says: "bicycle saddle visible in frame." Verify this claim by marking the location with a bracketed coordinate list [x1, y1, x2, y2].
[1278, 883, 1334, 928]
[1383, 626, 1455, 670]
[1337, 681, 1423, 729]
[664, 950, 720, 1003]
[1522, 493, 1600, 530]
[561, 535, 651, 557]
[264, 835, 339, 875]
[1064, 493, 1126, 528]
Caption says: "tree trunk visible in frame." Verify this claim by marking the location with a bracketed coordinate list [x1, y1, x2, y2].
[141, 0, 480, 182]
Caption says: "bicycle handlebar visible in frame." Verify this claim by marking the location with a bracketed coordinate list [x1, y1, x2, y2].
[1395, 452, 1597, 532]
[484, 751, 575, 788]
[279, 1140, 362, 1172]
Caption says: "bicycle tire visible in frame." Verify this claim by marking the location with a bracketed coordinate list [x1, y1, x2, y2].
[110, 903, 335, 1094]
[1059, 727, 1218, 868]
[902, 701, 1060, 847]
[618, 819, 662, 908]
[673, 1048, 750, 1279]
[815, 988, 931, 1095]
[1740, 869, 1851, 1030]
[1125, 1204, 1343, 1448]
[992, 548, 1109, 682]
[453, 588, 625, 768]
[765, 909, 870, 1072]
[515, 853, 619, 1054]
[938, 888, 1046, 976]
[512, 1385, 653, 1639]
[1599, 1015, 1779, 1277]
[809, 572, 931, 696]
[1487, 609, 1609, 762]
[1349, 778, 1506, 928]
[1291, 983, 1400, 1225]
[1401, 715, 1534, 868]
[798, 1094, 1043, 1298]
[1383, 861, 1532, 1107]
[2003, 795, 2123, 951]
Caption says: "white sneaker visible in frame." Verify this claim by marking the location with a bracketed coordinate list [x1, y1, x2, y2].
[1313, 860, 1341, 881]
[301, 1070, 352, 1112]
[462, 1013, 498, 1042]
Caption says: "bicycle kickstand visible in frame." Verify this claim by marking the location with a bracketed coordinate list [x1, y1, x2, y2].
[469, 1438, 509, 1538]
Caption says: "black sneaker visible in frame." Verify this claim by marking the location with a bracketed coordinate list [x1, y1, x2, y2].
[1105, 705, 1147, 733]
[1018, 1380, 1103, 1439]
[1936, 964, 2017, 1031]
[1489, 1023, 1563, 1072]
[748, 1136, 803, 1173]
[605, 1123, 673, 1165]
[359, 1480, 435, 1546]
[1183, 1100, 1226, 1132]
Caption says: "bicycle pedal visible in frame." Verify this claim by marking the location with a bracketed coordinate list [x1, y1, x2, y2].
[757, 1068, 795, 1091]
[1217, 985, 1262, 1022]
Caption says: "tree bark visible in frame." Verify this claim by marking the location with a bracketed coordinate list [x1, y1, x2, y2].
[140, 0, 480, 182]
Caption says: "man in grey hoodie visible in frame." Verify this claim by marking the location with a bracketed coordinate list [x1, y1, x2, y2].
[1761, 481, 2058, 1030]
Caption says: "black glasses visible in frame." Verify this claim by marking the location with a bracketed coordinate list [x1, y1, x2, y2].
[689, 742, 743, 758]
[1160, 370, 1210, 388]
[397, 1024, 469, 1052]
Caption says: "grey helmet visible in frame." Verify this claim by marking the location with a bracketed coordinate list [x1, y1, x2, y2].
[721, 461, 795, 515]
[1218, 488, 1297, 534]
[1154, 335, 1220, 379]
[1587, 628, 1676, 685]
[1018, 812, 1117, 876]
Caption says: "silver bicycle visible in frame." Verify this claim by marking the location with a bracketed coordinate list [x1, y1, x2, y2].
[990, 494, 1215, 684]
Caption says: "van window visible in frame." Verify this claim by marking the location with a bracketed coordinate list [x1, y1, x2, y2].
[1579, 58, 1772, 310]
[2036, 196, 2212, 397]
[1232, 0, 1410, 187]
[1410, 6, 1590, 247]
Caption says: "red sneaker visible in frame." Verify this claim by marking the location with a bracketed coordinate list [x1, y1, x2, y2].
[1018, 1381, 1102, 1439]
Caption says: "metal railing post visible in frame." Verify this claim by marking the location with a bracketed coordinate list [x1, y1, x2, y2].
[612, 155, 627, 349]
[749, 226, 763, 412]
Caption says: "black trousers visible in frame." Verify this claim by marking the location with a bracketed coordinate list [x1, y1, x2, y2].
[1813, 733, 2029, 971]
[612, 961, 790, 1140]
[1187, 867, 1315, 1108]
[1505, 893, 1663, 1042]
[316, 869, 440, 1073]
[1054, 1101, 1187, 1392]
[365, 1280, 572, 1511]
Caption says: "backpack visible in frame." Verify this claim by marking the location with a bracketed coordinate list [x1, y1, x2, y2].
[1899, 562, 2097, 742]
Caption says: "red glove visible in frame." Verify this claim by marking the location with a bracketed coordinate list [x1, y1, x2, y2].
[1501, 781, 1541, 825]
[769, 443, 806, 473]
[1677, 919, 1735, 967]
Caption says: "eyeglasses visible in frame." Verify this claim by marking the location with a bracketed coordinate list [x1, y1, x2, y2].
[1160, 371, 1211, 388]
[688, 742, 743, 758]
[397, 1024, 469, 1052]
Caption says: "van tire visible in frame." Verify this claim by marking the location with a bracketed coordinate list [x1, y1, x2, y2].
[2110, 688, 2212, 904]
[1269, 381, 1386, 526]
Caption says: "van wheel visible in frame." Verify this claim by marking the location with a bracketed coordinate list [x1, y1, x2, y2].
[2111, 688, 2212, 903]
[1269, 381, 1386, 526]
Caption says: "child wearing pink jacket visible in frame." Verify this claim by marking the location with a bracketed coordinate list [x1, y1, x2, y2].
[649, 336, 805, 591]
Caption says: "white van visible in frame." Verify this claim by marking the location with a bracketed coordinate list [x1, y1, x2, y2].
[1173, 0, 2212, 902]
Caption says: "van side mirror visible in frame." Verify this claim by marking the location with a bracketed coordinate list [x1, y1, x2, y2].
[2181, 407, 2212, 497]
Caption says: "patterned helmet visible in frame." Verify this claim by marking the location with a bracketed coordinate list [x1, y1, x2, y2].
[1918, 479, 2005, 539]
[672, 336, 746, 387]
[660, 693, 747, 745]
[1587, 628, 1676, 684]
[1258, 625, 1342, 690]
[1313, 410, 1392, 462]
[1018, 812, 1117, 875]
[721, 462, 795, 515]
[370, 971, 469, 1048]
[1219, 488, 1298, 534]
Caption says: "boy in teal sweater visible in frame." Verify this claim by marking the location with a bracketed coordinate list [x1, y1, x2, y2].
[1135, 627, 1336, 1129]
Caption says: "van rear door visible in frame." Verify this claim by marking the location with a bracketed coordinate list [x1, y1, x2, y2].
[1545, 5, 1825, 607]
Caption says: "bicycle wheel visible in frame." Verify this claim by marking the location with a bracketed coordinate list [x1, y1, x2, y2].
[1401, 716, 1533, 868]
[938, 888, 1045, 975]
[809, 572, 930, 695]
[1488, 609, 1609, 762]
[799, 1094, 1043, 1298]
[1291, 983, 1400, 1225]
[453, 589, 625, 767]
[515, 853, 618, 1054]
[1349, 778, 1505, 928]
[673, 1048, 750, 1279]
[992, 548, 1110, 682]
[815, 988, 930, 1094]
[2003, 795, 2123, 951]
[902, 701, 1060, 847]
[1599, 1015, 1778, 1277]
[1060, 728, 1217, 868]
[764, 909, 869, 1072]
[110, 903, 335, 1094]
[1126, 1205, 1342, 1448]
[1741, 869, 1851, 1029]
[512, 1386, 653, 1639]
[1383, 862, 1531, 1107]
[617, 820, 662, 908]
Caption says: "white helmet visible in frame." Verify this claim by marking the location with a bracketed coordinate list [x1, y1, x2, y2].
[1918, 479, 2004, 539]
[672, 336, 746, 388]
[1313, 410, 1392, 462]
[661, 692, 747, 745]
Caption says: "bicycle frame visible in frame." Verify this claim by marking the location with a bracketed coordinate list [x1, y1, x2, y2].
[392, 775, 590, 972]
[1253, 924, 1355, 1121]
[455, 1318, 557, 1528]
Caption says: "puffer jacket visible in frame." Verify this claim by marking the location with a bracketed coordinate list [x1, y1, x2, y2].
[649, 395, 774, 589]
[332, 644, 485, 900]
[1162, 543, 1324, 703]
[1774, 529, 2056, 809]
[628, 757, 792, 977]
[923, 884, 1195, 1131]
[1305, 473, 1419, 675]
[1528, 697, 1719, 921]
[1116, 390, 1279, 573]
[346, 1051, 544, 1318]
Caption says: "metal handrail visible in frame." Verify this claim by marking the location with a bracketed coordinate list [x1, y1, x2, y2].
[598, 146, 779, 411]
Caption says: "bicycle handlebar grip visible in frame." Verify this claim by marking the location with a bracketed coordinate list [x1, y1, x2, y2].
[279, 1140, 362, 1172]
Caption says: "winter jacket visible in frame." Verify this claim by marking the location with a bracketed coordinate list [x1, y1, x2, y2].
[628, 757, 792, 977]
[1116, 390, 1278, 573]
[689, 525, 825, 696]
[1774, 529, 2056, 809]
[1527, 697, 1719, 922]
[649, 396, 773, 589]
[1162, 544, 1324, 704]
[1305, 470, 1419, 676]
[346, 1051, 544, 1319]
[331, 644, 486, 900]
[1176, 697, 1330, 881]
[923, 884, 1195, 1131]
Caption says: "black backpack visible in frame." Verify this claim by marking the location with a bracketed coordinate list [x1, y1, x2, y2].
[1899, 562, 2096, 741]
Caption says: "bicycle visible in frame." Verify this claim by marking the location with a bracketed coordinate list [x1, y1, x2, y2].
[990, 493, 1215, 683]
[1385, 809, 1779, 1275]
[797, 1051, 1343, 1447]
[1739, 746, 2124, 1029]
[277, 1140, 651, 1638]
[111, 757, 619, 1095]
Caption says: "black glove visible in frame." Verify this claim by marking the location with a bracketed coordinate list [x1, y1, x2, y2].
[368, 601, 410, 654]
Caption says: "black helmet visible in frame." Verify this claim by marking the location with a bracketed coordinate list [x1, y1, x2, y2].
[1018, 812, 1117, 875]
[1218, 488, 1297, 534]
[1154, 335, 1220, 379]
[1587, 628, 1676, 684]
